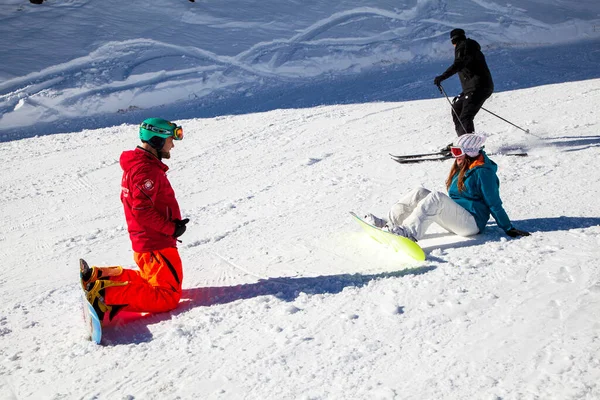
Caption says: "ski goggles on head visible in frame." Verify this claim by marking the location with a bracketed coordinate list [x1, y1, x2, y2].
[140, 122, 184, 140]
[172, 126, 184, 140]
[450, 146, 465, 158]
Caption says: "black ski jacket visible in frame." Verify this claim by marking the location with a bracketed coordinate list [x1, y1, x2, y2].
[439, 38, 494, 94]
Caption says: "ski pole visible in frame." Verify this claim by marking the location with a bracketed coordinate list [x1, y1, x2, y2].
[480, 107, 530, 134]
[437, 84, 468, 135]
[438, 84, 534, 136]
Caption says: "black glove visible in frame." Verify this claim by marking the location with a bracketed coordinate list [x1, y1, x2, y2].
[506, 228, 530, 237]
[433, 75, 443, 87]
[173, 218, 190, 238]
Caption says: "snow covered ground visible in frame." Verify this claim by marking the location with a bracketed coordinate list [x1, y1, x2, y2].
[1, 1, 600, 399]
[1, 0, 599, 139]
[1, 79, 600, 399]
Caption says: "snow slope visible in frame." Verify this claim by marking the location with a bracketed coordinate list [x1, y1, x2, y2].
[1, 0, 599, 138]
[1, 0, 600, 399]
[1, 78, 600, 399]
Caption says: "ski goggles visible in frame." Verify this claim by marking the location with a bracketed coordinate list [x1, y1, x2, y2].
[141, 122, 184, 140]
[172, 126, 184, 140]
[450, 146, 465, 158]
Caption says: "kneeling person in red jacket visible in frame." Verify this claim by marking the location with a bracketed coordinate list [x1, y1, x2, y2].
[80, 118, 188, 322]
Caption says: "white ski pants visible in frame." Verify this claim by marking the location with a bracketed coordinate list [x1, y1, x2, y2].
[387, 187, 479, 241]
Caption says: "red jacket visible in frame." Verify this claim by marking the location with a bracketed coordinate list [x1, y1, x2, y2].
[120, 147, 181, 252]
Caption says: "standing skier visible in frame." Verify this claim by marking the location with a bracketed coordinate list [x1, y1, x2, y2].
[365, 133, 530, 241]
[80, 118, 189, 322]
[434, 29, 494, 141]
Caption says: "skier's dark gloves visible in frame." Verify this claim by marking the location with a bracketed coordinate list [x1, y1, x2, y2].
[173, 218, 190, 238]
[433, 76, 443, 87]
[506, 228, 530, 237]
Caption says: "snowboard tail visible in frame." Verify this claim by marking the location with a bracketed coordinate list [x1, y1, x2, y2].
[80, 259, 103, 344]
[350, 212, 425, 261]
[82, 292, 102, 344]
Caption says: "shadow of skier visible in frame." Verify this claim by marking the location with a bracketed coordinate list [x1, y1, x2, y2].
[544, 135, 600, 152]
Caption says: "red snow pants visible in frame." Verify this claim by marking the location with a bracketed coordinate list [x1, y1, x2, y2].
[105, 247, 183, 313]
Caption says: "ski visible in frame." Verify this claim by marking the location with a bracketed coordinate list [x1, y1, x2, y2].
[389, 151, 447, 159]
[391, 155, 452, 164]
[391, 151, 528, 164]
[500, 152, 528, 157]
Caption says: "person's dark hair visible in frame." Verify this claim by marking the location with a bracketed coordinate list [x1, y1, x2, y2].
[450, 28, 466, 44]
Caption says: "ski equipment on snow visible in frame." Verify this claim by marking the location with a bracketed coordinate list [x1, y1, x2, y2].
[80, 260, 103, 345]
[388, 151, 451, 159]
[79, 258, 124, 345]
[80, 259, 103, 344]
[390, 150, 528, 164]
[81, 293, 102, 344]
[350, 212, 426, 261]
[390, 151, 453, 164]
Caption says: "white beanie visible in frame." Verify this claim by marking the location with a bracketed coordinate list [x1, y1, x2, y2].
[456, 133, 486, 157]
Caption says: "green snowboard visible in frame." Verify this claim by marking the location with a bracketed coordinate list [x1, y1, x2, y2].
[350, 212, 425, 261]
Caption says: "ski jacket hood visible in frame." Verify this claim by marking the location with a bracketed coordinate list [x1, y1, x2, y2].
[120, 147, 181, 252]
[447, 151, 512, 233]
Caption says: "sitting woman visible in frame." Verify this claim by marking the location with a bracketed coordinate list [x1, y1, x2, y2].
[365, 133, 530, 241]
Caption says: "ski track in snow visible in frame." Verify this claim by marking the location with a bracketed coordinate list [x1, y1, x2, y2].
[1, 78, 600, 399]
[1, 2, 599, 136]
[1, 1, 600, 398]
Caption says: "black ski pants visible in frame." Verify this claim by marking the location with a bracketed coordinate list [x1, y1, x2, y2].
[451, 89, 492, 136]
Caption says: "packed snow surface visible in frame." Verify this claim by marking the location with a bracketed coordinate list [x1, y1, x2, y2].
[1, 0, 599, 138]
[1, 78, 600, 399]
[1, 0, 600, 399]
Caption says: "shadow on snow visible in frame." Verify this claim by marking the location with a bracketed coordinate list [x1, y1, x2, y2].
[101, 265, 435, 345]
[100, 216, 600, 344]
[422, 216, 600, 254]
[544, 135, 600, 152]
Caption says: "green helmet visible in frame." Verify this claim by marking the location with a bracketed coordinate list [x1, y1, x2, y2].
[139, 117, 183, 147]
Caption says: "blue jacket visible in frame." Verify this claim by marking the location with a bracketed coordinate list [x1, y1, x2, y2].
[447, 152, 513, 233]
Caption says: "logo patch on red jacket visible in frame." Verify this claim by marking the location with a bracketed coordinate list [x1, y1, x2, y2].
[143, 179, 154, 191]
